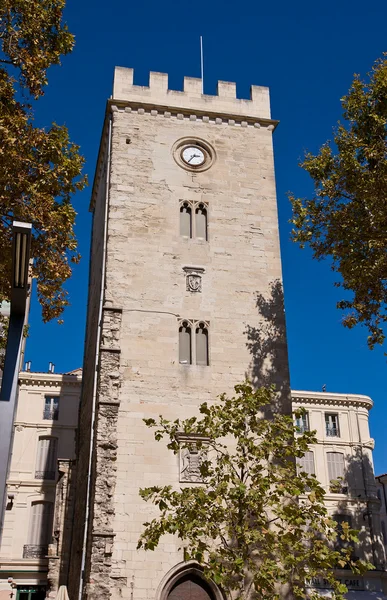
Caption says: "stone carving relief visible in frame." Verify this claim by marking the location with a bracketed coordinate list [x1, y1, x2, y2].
[183, 267, 205, 293]
[179, 435, 209, 483]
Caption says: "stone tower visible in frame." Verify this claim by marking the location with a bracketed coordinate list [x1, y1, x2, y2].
[66, 68, 291, 600]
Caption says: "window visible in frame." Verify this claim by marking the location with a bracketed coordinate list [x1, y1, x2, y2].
[327, 452, 346, 492]
[196, 323, 209, 366]
[179, 320, 209, 366]
[43, 396, 59, 420]
[325, 413, 340, 437]
[35, 436, 58, 480]
[167, 574, 215, 600]
[16, 586, 46, 600]
[297, 451, 315, 476]
[23, 501, 53, 558]
[179, 201, 208, 240]
[294, 411, 309, 433]
[179, 321, 192, 364]
[180, 203, 192, 238]
[195, 204, 208, 240]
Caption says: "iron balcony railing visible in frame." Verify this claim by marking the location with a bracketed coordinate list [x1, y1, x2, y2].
[326, 426, 339, 437]
[43, 408, 59, 420]
[22, 544, 48, 559]
[295, 424, 309, 433]
[35, 470, 55, 480]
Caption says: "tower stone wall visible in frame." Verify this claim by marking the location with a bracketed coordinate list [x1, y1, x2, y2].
[69, 68, 291, 600]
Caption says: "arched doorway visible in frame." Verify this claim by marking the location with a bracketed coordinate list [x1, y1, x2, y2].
[167, 574, 214, 600]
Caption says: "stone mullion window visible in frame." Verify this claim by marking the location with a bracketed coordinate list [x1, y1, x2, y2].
[195, 322, 209, 365]
[194, 203, 208, 240]
[179, 319, 209, 366]
[179, 201, 208, 240]
[180, 202, 192, 238]
[179, 320, 193, 364]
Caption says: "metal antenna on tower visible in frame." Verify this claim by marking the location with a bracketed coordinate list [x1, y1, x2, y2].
[200, 36, 204, 94]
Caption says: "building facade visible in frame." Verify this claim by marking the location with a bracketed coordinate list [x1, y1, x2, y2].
[292, 390, 387, 597]
[62, 68, 292, 600]
[0, 368, 81, 600]
[376, 474, 387, 564]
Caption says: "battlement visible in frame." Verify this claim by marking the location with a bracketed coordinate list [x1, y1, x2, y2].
[112, 67, 272, 120]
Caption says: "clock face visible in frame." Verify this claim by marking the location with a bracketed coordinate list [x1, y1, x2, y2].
[181, 146, 205, 166]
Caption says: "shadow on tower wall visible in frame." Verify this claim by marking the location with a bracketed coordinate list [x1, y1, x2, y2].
[245, 279, 292, 415]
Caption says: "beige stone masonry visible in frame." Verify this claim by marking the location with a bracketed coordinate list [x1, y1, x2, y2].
[112, 67, 273, 121]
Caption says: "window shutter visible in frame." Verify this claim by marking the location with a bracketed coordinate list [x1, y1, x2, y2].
[195, 205, 207, 240]
[297, 451, 315, 475]
[28, 503, 42, 544]
[36, 437, 57, 479]
[195, 324, 208, 366]
[327, 452, 345, 481]
[28, 502, 53, 545]
[179, 323, 191, 364]
[47, 438, 57, 474]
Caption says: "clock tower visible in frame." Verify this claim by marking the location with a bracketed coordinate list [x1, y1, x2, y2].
[59, 68, 291, 600]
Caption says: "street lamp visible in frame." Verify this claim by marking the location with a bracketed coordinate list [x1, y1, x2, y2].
[0, 221, 32, 537]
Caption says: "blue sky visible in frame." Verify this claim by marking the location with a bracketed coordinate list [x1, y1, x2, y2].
[25, 0, 387, 473]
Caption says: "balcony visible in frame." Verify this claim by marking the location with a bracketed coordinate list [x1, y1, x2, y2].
[22, 544, 48, 558]
[43, 408, 59, 420]
[326, 426, 339, 437]
[35, 471, 55, 480]
[295, 424, 309, 434]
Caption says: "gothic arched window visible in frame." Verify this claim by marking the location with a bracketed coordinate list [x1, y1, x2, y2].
[195, 204, 208, 240]
[179, 321, 192, 364]
[195, 322, 209, 366]
[180, 203, 192, 238]
[168, 574, 214, 600]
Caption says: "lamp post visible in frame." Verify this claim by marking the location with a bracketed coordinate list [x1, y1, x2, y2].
[0, 221, 32, 537]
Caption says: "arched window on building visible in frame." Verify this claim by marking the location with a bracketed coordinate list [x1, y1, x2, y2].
[180, 203, 192, 238]
[35, 436, 58, 480]
[179, 321, 192, 364]
[195, 322, 209, 366]
[195, 204, 208, 240]
[167, 574, 215, 600]
[23, 501, 54, 558]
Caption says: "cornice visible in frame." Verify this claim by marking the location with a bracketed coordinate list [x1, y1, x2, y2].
[19, 371, 82, 388]
[109, 98, 278, 130]
[291, 390, 373, 410]
[14, 421, 77, 431]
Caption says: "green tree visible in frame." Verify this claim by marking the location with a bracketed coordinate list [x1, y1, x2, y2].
[290, 56, 387, 349]
[138, 383, 371, 600]
[0, 0, 86, 332]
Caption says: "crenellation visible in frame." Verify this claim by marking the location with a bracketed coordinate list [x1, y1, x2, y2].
[112, 66, 272, 119]
[217, 80, 236, 98]
[149, 71, 168, 91]
[183, 76, 202, 95]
